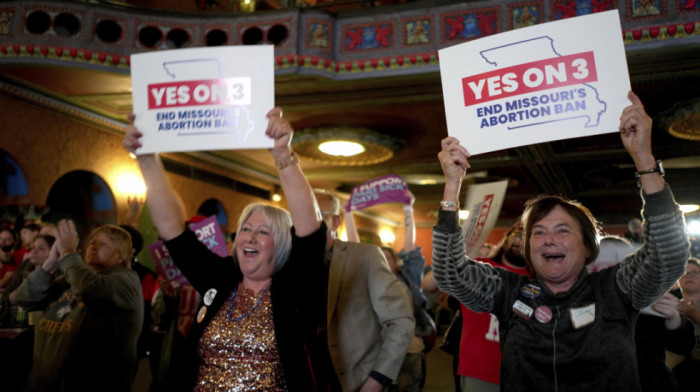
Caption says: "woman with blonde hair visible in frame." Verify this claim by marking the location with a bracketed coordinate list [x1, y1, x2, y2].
[123, 107, 337, 391]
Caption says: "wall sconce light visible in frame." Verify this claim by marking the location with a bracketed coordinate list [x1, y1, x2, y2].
[116, 173, 147, 225]
[239, 0, 256, 13]
[338, 225, 348, 241]
[379, 227, 395, 245]
[271, 187, 282, 203]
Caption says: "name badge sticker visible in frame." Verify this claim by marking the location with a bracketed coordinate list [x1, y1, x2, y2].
[570, 303, 595, 329]
[513, 300, 533, 320]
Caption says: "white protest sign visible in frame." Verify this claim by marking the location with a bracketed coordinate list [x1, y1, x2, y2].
[461, 180, 508, 258]
[130, 46, 274, 154]
[440, 10, 630, 155]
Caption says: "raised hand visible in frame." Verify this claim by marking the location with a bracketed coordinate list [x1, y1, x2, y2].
[619, 91, 653, 162]
[123, 113, 145, 155]
[651, 292, 682, 329]
[439, 137, 471, 182]
[54, 219, 80, 259]
[438, 137, 470, 210]
[265, 107, 294, 162]
[42, 237, 62, 274]
[619, 91, 664, 194]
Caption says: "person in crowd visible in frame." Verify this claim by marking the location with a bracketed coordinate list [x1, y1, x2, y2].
[0, 234, 56, 323]
[421, 224, 531, 392]
[422, 270, 462, 392]
[12, 220, 143, 391]
[119, 224, 158, 363]
[124, 108, 337, 391]
[458, 223, 531, 392]
[0, 234, 55, 391]
[14, 223, 40, 265]
[624, 218, 644, 244]
[346, 190, 431, 392]
[591, 235, 694, 391]
[0, 227, 16, 253]
[675, 257, 700, 391]
[39, 222, 58, 238]
[431, 91, 689, 391]
[0, 227, 19, 289]
[315, 189, 414, 391]
[0, 224, 39, 290]
[149, 275, 200, 391]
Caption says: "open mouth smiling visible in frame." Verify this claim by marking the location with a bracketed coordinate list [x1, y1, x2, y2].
[243, 248, 259, 256]
[543, 253, 565, 262]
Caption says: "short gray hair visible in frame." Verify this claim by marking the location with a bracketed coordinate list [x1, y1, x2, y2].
[313, 188, 340, 215]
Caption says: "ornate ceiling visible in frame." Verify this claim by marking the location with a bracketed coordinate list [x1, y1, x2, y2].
[1, 0, 700, 229]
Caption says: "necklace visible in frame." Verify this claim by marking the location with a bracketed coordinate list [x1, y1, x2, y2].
[227, 286, 268, 322]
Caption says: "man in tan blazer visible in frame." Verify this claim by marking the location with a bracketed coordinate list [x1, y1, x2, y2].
[315, 190, 414, 392]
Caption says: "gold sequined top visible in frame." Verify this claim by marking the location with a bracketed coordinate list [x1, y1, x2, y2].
[195, 283, 287, 392]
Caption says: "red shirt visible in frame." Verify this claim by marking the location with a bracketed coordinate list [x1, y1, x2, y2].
[458, 258, 531, 384]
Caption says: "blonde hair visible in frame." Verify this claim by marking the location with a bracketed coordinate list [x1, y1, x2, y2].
[233, 203, 292, 272]
[88, 225, 133, 269]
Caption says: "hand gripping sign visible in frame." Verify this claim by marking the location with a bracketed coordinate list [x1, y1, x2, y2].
[439, 10, 630, 155]
[130, 46, 274, 154]
[347, 174, 412, 212]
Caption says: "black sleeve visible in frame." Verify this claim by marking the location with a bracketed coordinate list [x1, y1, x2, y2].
[164, 229, 240, 295]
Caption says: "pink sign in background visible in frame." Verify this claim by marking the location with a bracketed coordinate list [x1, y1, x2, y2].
[347, 174, 411, 211]
[148, 215, 229, 285]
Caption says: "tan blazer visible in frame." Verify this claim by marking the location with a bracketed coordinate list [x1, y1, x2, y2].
[327, 240, 415, 391]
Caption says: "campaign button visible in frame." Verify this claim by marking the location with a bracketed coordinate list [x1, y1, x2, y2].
[204, 288, 217, 306]
[197, 306, 207, 323]
[520, 283, 541, 299]
[535, 305, 553, 323]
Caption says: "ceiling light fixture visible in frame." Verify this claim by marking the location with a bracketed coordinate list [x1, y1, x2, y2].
[292, 125, 404, 166]
[658, 98, 700, 141]
[318, 140, 366, 157]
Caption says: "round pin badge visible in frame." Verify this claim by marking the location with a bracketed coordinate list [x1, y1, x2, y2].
[203, 288, 217, 306]
[520, 283, 541, 299]
[197, 306, 207, 323]
[535, 305, 553, 323]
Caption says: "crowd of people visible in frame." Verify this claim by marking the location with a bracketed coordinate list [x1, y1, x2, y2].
[0, 91, 698, 392]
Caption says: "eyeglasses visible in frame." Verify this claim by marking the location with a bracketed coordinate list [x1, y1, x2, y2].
[683, 270, 700, 278]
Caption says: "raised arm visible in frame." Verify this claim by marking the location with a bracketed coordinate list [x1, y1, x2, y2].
[342, 199, 360, 243]
[619, 91, 664, 195]
[432, 137, 503, 313]
[123, 114, 185, 241]
[438, 137, 470, 212]
[616, 92, 689, 308]
[402, 190, 416, 252]
[265, 108, 321, 237]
